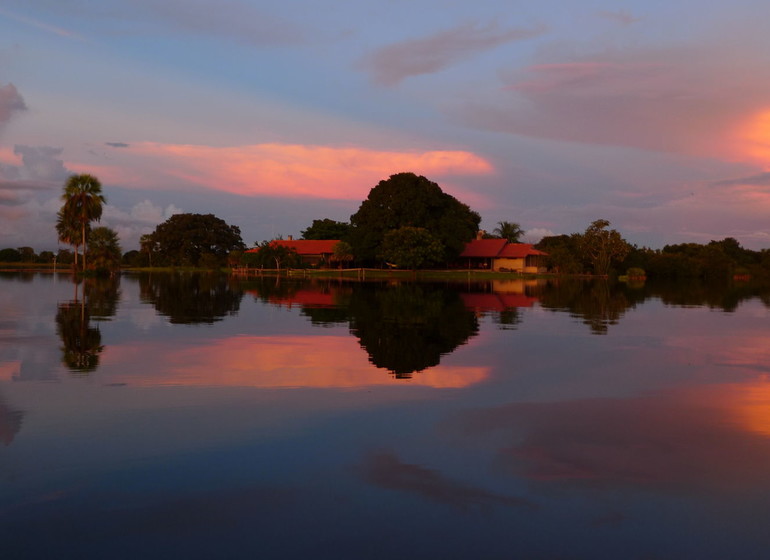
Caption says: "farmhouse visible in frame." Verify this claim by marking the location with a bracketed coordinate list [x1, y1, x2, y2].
[246, 237, 340, 267]
[459, 239, 548, 273]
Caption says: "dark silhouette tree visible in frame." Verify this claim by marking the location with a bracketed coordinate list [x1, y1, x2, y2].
[146, 213, 245, 267]
[60, 174, 106, 272]
[379, 226, 444, 269]
[87, 227, 122, 273]
[301, 218, 352, 240]
[493, 221, 525, 243]
[349, 172, 480, 264]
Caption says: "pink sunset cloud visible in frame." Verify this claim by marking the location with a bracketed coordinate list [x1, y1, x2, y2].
[102, 142, 493, 200]
[0, 82, 26, 126]
[451, 45, 770, 162]
[359, 21, 546, 86]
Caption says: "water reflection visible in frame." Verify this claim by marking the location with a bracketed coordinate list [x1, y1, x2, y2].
[54, 277, 120, 374]
[357, 451, 535, 510]
[0, 392, 23, 445]
[56, 300, 104, 373]
[444, 382, 770, 493]
[348, 283, 479, 377]
[139, 272, 243, 324]
[246, 279, 480, 377]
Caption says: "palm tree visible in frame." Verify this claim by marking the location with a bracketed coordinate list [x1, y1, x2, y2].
[55, 207, 85, 269]
[493, 221, 525, 243]
[61, 174, 106, 272]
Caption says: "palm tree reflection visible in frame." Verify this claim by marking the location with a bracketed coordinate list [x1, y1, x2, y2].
[56, 276, 119, 374]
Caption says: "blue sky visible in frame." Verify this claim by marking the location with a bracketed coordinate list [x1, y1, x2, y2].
[1, 0, 770, 251]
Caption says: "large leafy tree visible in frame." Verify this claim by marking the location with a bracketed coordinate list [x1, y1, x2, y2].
[379, 227, 444, 269]
[60, 174, 106, 272]
[301, 218, 351, 240]
[349, 172, 481, 264]
[250, 240, 302, 269]
[493, 221, 524, 243]
[578, 219, 630, 276]
[146, 213, 245, 267]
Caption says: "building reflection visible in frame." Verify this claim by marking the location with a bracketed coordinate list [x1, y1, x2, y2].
[247, 280, 482, 378]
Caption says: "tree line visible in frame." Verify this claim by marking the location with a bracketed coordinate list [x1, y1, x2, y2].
[3, 170, 769, 279]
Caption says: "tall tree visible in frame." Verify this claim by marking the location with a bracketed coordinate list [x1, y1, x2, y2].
[60, 174, 106, 272]
[493, 221, 524, 243]
[349, 172, 480, 263]
[578, 219, 630, 276]
[87, 227, 122, 272]
[146, 213, 245, 267]
[56, 206, 85, 269]
[379, 227, 444, 269]
[301, 219, 351, 240]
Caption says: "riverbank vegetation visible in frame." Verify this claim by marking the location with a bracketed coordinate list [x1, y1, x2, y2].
[3, 171, 769, 280]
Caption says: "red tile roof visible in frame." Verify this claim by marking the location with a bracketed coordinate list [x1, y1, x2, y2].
[459, 240, 546, 259]
[498, 243, 548, 258]
[247, 239, 340, 256]
[459, 239, 507, 258]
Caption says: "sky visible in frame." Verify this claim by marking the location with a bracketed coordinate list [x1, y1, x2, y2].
[1, 0, 770, 252]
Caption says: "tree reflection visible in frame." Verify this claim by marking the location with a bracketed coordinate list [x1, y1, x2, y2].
[139, 272, 244, 324]
[55, 276, 120, 374]
[0, 393, 24, 446]
[348, 283, 479, 378]
[245, 280, 479, 378]
[538, 279, 644, 335]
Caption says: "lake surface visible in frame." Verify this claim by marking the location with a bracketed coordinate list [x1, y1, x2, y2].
[2, 271, 770, 559]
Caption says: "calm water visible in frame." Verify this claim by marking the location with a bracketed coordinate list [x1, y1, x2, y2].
[2, 272, 770, 559]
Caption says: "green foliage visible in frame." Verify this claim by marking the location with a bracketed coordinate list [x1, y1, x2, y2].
[17, 246, 36, 262]
[60, 174, 106, 272]
[87, 227, 122, 272]
[146, 213, 245, 267]
[0, 248, 22, 262]
[57, 249, 74, 265]
[535, 234, 584, 274]
[493, 221, 525, 243]
[578, 219, 630, 276]
[301, 218, 351, 240]
[250, 240, 302, 269]
[349, 172, 480, 264]
[332, 241, 354, 267]
[379, 227, 444, 269]
[122, 250, 146, 267]
[37, 251, 55, 264]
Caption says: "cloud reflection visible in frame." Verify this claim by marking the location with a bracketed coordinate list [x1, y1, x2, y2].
[104, 335, 488, 389]
[357, 451, 535, 511]
[445, 383, 770, 493]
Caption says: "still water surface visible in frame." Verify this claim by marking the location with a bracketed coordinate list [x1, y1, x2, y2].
[2, 272, 770, 559]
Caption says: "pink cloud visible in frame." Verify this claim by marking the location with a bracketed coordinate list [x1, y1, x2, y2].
[598, 10, 641, 25]
[102, 142, 493, 200]
[447, 383, 770, 493]
[451, 45, 770, 161]
[360, 21, 546, 86]
[0, 7, 82, 40]
[0, 83, 26, 126]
